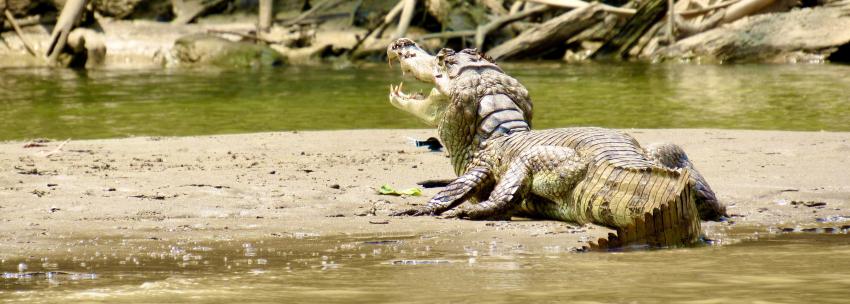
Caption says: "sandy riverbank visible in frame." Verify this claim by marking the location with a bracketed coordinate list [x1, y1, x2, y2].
[1, 129, 848, 259]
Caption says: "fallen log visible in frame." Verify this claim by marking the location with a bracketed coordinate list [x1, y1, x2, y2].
[474, 4, 551, 50]
[666, 0, 674, 44]
[258, 0, 273, 33]
[591, 0, 667, 60]
[416, 30, 475, 41]
[487, 3, 607, 60]
[660, 1, 850, 63]
[171, 0, 227, 25]
[722, 0, 777, 22]
[525, 0, 637, 15]
[392, 0, 416, 39]
[67, 28, 106, 68]
[678, 0, 741, 17]
[347, 0, 405, 55]
[46, 0, 86, 64]
[480, 0, 509, 15]
[283, 0, 347, 27]
[673, 0, 778, 37]
[373, 0, 404, 38]
[208, 29, 280, 44]
[674, 8, 725, 36]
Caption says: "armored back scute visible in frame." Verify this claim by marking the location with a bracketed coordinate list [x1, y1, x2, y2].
[587, 168, 703, 250]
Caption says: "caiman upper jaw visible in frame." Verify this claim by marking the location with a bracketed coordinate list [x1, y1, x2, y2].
[386, 38, 438, 84]
[387, 38, 449, 126]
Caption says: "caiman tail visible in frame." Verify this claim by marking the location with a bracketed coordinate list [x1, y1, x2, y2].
[584, 167, 703, 250]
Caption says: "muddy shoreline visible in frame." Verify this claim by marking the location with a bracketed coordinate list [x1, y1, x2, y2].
[1, 129, 849, 259]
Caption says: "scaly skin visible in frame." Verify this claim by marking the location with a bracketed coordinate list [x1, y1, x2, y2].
[386, 39, 725, 248]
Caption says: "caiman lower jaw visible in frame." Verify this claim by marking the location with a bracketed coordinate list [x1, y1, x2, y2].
[388, 82, 445, 127]
[389, 81, 426, 106]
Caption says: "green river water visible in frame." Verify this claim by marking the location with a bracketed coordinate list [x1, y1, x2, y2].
[2, 63, 850, 302]
[2, 63, 849, 141]
[2, 233, 850, 303]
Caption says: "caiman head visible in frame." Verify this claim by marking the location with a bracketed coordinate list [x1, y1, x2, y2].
[387, 38, 532, 174]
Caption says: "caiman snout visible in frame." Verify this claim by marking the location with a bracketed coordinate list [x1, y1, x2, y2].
[387, 38, 449, 126]
[386, 38, 438, 84]
[386, 38, 418, 63]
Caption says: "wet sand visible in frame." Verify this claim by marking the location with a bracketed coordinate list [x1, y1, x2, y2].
[1, 129, 849, 259]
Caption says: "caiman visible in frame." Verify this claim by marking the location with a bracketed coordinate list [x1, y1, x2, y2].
[385, 38, 726, 248]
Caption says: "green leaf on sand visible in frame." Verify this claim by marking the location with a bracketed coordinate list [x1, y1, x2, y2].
[378, 184, 422, 196]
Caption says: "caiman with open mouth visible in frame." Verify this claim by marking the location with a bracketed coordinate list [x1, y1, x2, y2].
[386, 38, 725, 248]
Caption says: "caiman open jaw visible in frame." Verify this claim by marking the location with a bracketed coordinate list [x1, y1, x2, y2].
[387, 38, 448, 126]
[387, 38, 439, 84]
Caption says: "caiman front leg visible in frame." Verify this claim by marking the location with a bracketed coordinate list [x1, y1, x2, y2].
[446, 146, 586, 220]
[391, 167, 492, 216]
[443, 162, 528, 221]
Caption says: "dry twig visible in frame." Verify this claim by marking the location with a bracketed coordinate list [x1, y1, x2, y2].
[3, 9, 37, 57]
[43, 138, 70, 158]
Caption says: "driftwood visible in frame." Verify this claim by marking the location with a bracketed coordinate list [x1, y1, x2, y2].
[661, 1, 850, 63]
[4, 9, 37, 56]
[480, 0, 509, 15]
[630, 17, 664, 57]
[258, 0, 273, 33]
[424, 0, 450, 24]
[374, 0, 404, 38]
[591, 0, 667, 60]
[276, 12, 349, 26]
[674, 0, 777, 37]
[171, 0, 227, 25]
[674, 8, 725, 36]
[666, 0, 674, 44]
[207, 29, 280, 44]
[67, 28, 106, 68]
[722, 0, 778, 21]
[347, 0, 405, 55]
[392, 0, 416, 39]
[1, 13, 53, 31]
[525, 0, 637, 15]
[283, 0, 347, 27]
[416, 30, 475, 41]
[487, 3, 607, 60]
[474, 4, 551, 50]
[46, 0, 86, 63]
[679, 0, 741, 17]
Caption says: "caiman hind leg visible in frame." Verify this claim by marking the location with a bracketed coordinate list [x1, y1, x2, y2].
[645, 143, 726, 220]
[391, 167, 492, 216]
[446, 146, 587, 220]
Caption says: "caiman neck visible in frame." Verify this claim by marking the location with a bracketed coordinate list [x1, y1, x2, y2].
[436, 69, 533, 176]
[438, 120, 476, 176]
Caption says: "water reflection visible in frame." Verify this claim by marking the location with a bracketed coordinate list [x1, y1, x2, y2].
[1, 63, 849, 141]
[3, 233, 850, 302]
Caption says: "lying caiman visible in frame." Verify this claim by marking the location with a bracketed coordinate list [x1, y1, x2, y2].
[386, 38, 726, 248]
